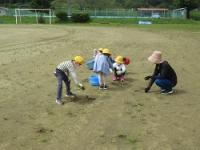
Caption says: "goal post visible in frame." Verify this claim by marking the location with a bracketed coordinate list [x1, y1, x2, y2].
[15, 8, 52, 24]
[172, 8, 187, 19]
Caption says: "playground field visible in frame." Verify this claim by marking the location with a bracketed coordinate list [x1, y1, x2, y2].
[0, 24, 200, 150]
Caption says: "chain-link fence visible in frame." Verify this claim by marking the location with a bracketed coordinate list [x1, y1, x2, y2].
[0, 7, 187, 19]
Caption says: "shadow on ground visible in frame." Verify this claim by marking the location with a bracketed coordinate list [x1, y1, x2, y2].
[64, 95, 96, 104]
[110, 76, 136, 91]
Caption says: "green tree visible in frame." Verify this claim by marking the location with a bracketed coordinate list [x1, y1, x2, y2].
[31, 0, 52, 9]
[174, 0, 200, 18]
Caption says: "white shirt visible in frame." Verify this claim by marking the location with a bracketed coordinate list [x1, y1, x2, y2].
[113, 63, 126, 75]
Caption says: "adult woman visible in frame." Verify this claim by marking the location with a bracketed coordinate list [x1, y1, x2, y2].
[144, 51, 177, 94]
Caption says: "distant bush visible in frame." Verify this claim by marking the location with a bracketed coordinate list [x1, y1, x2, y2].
[190, 10, 200, 21]
[71, 13, 90, 23]
[56, 12, 68, 22]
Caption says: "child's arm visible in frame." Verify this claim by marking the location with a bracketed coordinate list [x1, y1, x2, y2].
[108, 57, 114, 70]
[121, 64, 126, 73]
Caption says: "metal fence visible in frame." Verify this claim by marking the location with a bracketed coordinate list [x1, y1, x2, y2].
[0, 8, 187, 19]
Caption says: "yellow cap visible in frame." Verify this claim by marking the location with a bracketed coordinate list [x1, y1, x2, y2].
[74, 56, 84, 65]
[115, 56, 123, 64]
[102, 48, 111, 55]
[98, 48, 103, 52]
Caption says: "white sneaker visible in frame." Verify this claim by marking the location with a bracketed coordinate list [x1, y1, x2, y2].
[56, 99, 63, 105]
[65, 93, 76, 98]
[161, 89, 174, 95]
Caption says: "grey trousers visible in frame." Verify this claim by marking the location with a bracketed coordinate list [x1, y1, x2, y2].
[54, 69, 71, 100]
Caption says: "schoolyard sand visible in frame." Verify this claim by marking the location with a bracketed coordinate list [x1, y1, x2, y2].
[0, 24, 200, 150]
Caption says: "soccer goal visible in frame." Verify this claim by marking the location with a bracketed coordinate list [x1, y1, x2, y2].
[15, 8, 52, 24]
[172, 8, 187, 19]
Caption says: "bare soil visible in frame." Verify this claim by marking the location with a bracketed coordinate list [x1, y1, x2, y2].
[0, 25, 200, 150]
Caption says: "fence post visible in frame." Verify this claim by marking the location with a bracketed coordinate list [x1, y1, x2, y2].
[15, 9, 18, 24]
[49, 9, 52, 24]
[35, 10, 38, 24]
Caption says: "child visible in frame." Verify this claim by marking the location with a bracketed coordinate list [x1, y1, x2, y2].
[93, 48, 103, 58]
[54, 56, 85, 105]
[112, 56, 126, 81]
[86, 48, 103, 70]
[93, 48, 113, 90]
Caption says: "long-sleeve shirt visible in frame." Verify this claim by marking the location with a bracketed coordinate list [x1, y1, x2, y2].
[56, 60, 79, 84]
[148, 61, 177, 88]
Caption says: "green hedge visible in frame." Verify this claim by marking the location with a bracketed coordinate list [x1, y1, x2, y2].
[71, 13, 90, 23]
[38, 16, 46, 24]
[191, 10, 200, 21]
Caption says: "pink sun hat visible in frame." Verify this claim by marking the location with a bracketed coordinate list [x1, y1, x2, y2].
[148, 51, 163, 64]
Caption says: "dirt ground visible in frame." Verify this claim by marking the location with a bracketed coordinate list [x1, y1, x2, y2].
[0, 24, 200, 150]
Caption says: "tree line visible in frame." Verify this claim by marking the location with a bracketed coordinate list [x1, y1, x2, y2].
[0, 0, 199, 18]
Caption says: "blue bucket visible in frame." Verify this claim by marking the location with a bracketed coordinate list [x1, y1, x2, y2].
[86, 59, 94, 70]
[88, 75, 99, 86]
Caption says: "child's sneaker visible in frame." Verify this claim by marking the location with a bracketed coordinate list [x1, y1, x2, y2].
[112, 76, 117, 81]
[56, 99, 63, 105]
[120, 76, 125, 82]
[103, 85, 108, 90]
[65, 92, 76, 98]
[99, 85, 104, 90]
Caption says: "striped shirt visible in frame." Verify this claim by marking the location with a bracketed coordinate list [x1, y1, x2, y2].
[56, 60, 79, 84]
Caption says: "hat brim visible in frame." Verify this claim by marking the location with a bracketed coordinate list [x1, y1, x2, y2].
[148, 56, 163, 64]
[115, 60, 123, 64]
[103, 52, 111, 55]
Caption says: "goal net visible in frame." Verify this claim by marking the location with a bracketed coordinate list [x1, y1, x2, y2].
[172, 8, 186, 19]
[15, 8, 52, 24]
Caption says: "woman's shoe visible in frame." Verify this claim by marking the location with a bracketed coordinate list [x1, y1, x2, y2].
[161, 89, 174, 95]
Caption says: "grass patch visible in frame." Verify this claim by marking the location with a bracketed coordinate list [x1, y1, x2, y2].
[128, 138, 137, 145]
[90, 18, 200, 25]
[1, 16, 200, 25]
[1, 16, 200, 32]
[0, 16, 54, 24]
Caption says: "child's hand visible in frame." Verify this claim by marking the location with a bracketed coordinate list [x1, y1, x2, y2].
[109, 68, 113, 73]
[78, 83, 85, 90]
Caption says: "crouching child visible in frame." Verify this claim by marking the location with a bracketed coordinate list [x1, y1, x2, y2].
[112, 56, 126, 82]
